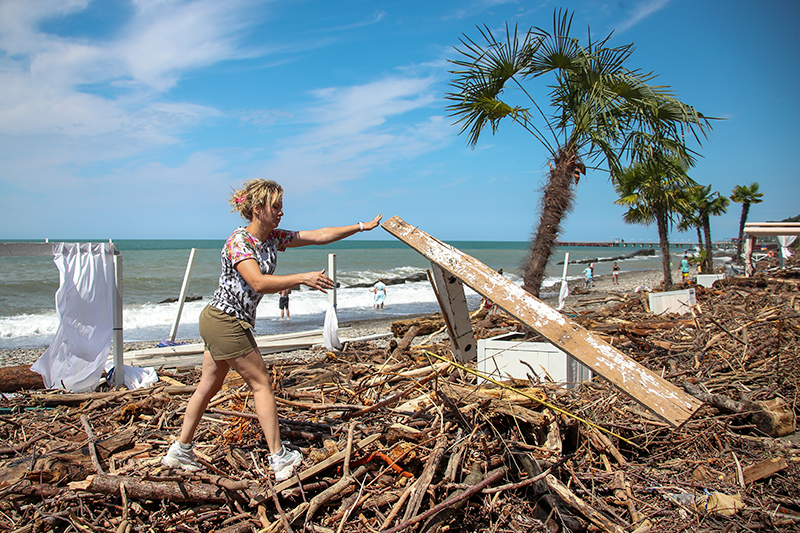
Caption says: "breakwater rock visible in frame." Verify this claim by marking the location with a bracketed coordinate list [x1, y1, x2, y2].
[557, 248, 655, 265]
[347, 272, 428, 288]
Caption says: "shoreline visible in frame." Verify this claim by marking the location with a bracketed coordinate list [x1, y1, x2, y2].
[0, 268, 678, 369]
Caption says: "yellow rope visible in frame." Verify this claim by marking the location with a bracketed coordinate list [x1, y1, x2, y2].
[424, 350, 639, 448]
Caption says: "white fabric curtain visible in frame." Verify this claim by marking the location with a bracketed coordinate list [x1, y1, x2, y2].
[777, 235, 796, 259]
[31, 243, 116, 392]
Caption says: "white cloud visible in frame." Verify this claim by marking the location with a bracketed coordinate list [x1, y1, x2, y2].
[261, 76, 451, 193]
[0, 1, 454, 236]
[121, 0, 265, 91]
[613, 0, 671, 34]
[0, 0, 260, 191]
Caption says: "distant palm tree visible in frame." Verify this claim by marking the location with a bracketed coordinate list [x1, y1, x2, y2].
[445, 9, 712, 297]
[730, 182, 764, 263]
[686, 185, 729, 272]
[614, 155, 696, 290]
[677, 204, 703, 252]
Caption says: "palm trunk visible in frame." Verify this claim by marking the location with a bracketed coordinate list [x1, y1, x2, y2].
[703, 215, 713, 273]
[522, 150, 578, 298]
[735, 203, 750, 264]
[656, 211, 673, 290]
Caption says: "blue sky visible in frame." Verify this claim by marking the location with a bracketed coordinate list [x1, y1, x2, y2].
[1, 0, 798, 243]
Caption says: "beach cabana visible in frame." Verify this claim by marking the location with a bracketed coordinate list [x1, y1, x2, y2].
[742, 222, 800, 276]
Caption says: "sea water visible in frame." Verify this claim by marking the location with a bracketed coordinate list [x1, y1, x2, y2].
[0, 239, 680, 349]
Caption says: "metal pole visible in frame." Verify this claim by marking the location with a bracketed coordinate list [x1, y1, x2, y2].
[112, 246, 124, 388]
[328, 253, 337, 309]
[557, 252, 570, 311]
[169, 248, 198, 342]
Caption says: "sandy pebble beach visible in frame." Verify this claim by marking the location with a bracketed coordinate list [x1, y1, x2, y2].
[0, 267, 678, 369]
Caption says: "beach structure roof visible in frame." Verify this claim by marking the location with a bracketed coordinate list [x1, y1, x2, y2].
[743, 222, 800, 275]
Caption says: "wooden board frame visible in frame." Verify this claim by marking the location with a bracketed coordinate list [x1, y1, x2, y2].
[382, 216, 702, 427]
[429, 263, 477, 363]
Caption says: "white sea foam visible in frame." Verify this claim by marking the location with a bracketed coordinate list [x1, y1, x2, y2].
[1, 239, 679, 349]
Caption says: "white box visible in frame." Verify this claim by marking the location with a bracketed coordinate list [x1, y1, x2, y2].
[477, 332, 591, 389]
[696, 274, 725, 288]
[648, 288, 696, 315]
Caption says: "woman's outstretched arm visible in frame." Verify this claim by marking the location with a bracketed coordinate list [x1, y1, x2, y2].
[288, 214, 382, 247]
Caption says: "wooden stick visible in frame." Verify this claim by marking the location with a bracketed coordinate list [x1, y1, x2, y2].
[401, 434, 448, 521]
[80, 414, 105, 475]
[265, 476, 294, 533]
[379, 479, 415, 531]
[380, 467, 508, 533]
[342, 369, 442, 420]
[545, 474, 626, 533]
[390, 325, 420, 360]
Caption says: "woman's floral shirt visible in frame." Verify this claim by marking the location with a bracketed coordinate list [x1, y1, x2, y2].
[208, 227, 296, 326]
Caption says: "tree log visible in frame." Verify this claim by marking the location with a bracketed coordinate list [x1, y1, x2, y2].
[391, 316, 445, 337]
[0, 365, 45, 392]
[70, 474, 253, 504]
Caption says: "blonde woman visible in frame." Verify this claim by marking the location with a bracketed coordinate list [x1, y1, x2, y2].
[162, 179, 381, 481]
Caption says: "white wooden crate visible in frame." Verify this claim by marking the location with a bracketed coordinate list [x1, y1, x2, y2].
[648, 288, 696, 315]
[696, 274, 725, 288]
[477, 332, 591, 389]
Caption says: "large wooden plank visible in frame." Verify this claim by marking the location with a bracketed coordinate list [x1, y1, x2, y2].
[118, 330, 330, 369]
[382, 216, 702, 427]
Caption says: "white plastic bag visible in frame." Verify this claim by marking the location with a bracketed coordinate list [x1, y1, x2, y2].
[105, 361, 159, 390]
[323, 305, 342, 351]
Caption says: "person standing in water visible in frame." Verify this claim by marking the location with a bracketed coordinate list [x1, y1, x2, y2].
[278, 288, 291, 319]
[161, 178, 381, 481]
[372, 278, 387, 309]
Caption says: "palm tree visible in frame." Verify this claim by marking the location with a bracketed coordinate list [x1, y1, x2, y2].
[730, 182, 764, 263]
[613, 155, 696, 290]
[686, 185, 729, 272]
[677, 204, 703, 252]
[446, 9, 712, 297]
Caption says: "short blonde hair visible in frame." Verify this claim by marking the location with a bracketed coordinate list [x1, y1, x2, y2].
[230, 179, 284, 221]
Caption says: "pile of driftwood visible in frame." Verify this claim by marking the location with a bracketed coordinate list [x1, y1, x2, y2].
[1, 261, 798, 533]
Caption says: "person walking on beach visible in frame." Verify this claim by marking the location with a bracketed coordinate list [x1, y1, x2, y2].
[278, 288, 291, 319]
[161, 178, 381, 481]
[372, 278, 387, 309]
[612, 262, 620, 285]
[681, 254, 691, 283]
[583, 265, 593, 289]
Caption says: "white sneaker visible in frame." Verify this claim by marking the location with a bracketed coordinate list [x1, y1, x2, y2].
[269, 444, 303, 482]
[161, 441, 202, 472]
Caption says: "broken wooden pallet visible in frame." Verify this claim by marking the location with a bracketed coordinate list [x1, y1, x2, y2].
[382, 215, 702, 427]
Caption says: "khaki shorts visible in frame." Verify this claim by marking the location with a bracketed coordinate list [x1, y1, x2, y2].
[199, 305, 258, 361]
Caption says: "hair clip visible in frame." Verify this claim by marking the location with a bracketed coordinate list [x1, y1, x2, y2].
[234, 196, 247, 204]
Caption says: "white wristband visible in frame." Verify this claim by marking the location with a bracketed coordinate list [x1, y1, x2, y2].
[358, 221, 364, 232]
